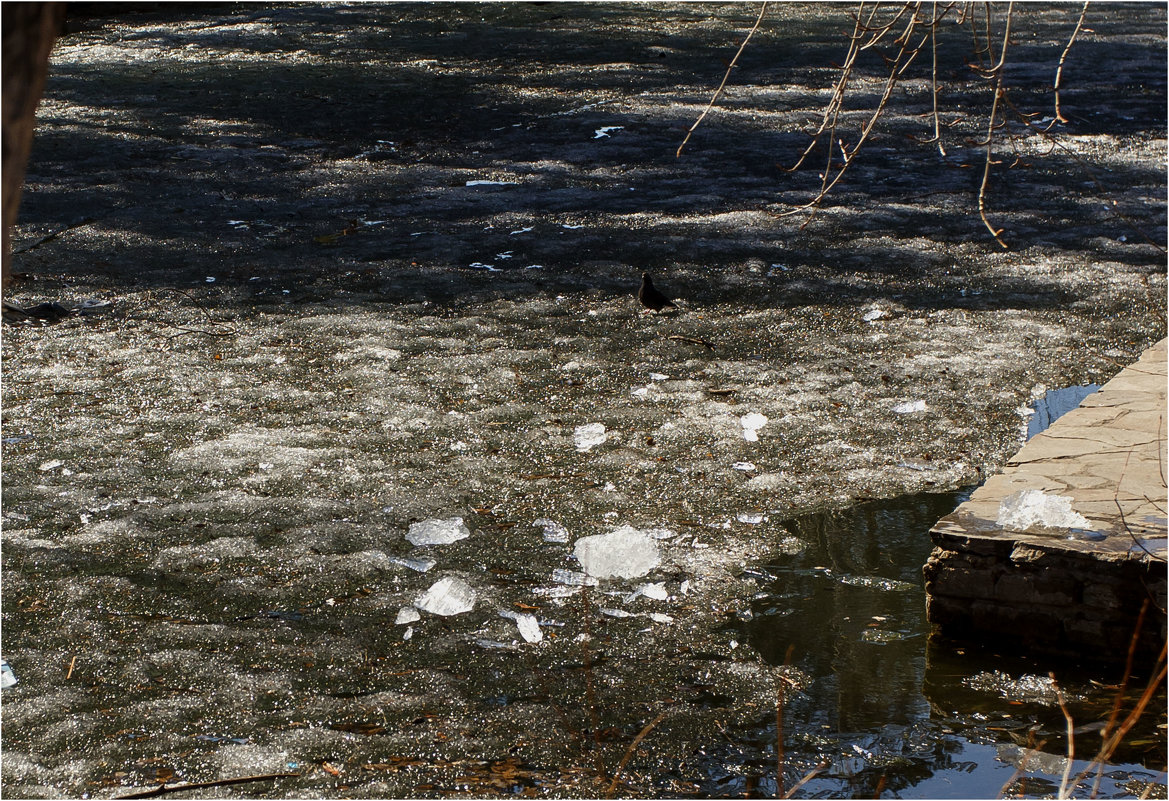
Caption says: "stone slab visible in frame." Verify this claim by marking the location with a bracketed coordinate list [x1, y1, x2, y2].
[924, 339, 1168, 662]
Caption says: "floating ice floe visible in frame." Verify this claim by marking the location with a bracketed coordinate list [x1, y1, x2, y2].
[466, 179, 516, 186]
[736, 512, 766, 525]
[414, 577, 477, 616]
[406, 517, 471, 547]
[862, 306, 886, 322]
[631, 385, 651, 398]
[499, 610, 542, 643]
[893, 400, 927, 414]
[574, 423, 608, 452]
[574, 528, 660, 579]
[593, 126, 624, 139]
[533, 518, 569, 543]
[997, 489, 1092, 531]
[510, 227, 534, 235]
[395, 606, 421, 625]
[468, 262, 500, 271]
[732, 461, 757, 472]
[741, 413, 768, 442]
[649, 373, 669, 381]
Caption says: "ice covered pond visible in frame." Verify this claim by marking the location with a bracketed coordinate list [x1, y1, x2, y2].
[2, 2, 1166, 796]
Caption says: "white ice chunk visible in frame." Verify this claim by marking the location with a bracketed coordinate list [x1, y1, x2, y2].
[733, 461, 757, 472]
[466, 179, 516, 186]
[388, 555, 438, 572]
[893, 400, 927, 414]
[499, 610, 543, 643]
[533, 518, 570, 543]
[862, 306, 886, 322]
[593, 125, 625, 139]
[649, 373, 669, 381]
[624, 582, 668, 603]
[414, 577, 477, 616]
[574, 529, 660, 579]
[551, 567, 598, 586]
[631, 386, 651, 398]
[646, 612, 674, 623]
[395, 606, 421, 625]
[601, 608, 636, 618]
[736, 512, 765, 524]
[403, 626, 414, 640]
[1, 659, 16, 689]
[468, 262, 500, 271]
[574, 423, 608, 452]
[406, 517, 471, 547]
[741, 413, 768, 441]
[38, 460, 64, 472]
[996, 489, 1092, 531]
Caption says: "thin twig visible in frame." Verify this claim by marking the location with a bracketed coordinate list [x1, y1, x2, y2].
[115, 772, 299, 799]
[1050, 672, 1076, 798]
[976, 3, 1013, 249]
[678, 3, 769, 157]
[783, 760, 830, 798]
[1054, 2, 1090, 123]
[605, 709, 670, 797]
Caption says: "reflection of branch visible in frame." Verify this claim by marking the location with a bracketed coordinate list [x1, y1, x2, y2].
[677, 2, 769, 158]
[151, 287, 238, 340]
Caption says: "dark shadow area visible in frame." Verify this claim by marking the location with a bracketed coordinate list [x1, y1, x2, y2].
[7, 1, 1165, 317]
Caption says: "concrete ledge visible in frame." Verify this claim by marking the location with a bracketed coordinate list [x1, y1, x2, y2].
[924, 339, 1168, 664]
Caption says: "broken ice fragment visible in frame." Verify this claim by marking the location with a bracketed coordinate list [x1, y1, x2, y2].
[996, 489, 1092, 531]
[601, 608, 636, 618]
[38, 460, 64, 472]
[624, 582, 668, 603]
[1, 659, 15, 689]
[533, 518, 569, 543]
[736, 512, 765, 525]
[395, 606, 421, 625]
[468, 262, 500, 271]
[551, 567, 598, 586]
[741, 413, 768, 442]
[893, 400, 927, 414]
[649, 373, 669, 381]
[732, 461, 757, 472]
[499, 610, 543, 643]
[466, 179, 516, 186]
[406, 517, 471, 546]
[414, 577, 477, 616]
[593, 126, 624, 139]
[574, 423, 608, 452]
[389, 555, 437, 573]
[631, 386, 651, 398]
[574, 529, 660, 579]
[646, 612, 674, 623]
[862, 306, 886, 322]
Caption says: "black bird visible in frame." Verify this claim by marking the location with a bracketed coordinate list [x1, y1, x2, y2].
[637, 272, 677, 312]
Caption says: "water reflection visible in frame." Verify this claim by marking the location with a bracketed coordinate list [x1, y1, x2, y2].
[734, 491, 1166, 798]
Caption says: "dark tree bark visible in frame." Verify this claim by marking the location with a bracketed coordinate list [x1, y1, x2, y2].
[2, 2, 65, 293]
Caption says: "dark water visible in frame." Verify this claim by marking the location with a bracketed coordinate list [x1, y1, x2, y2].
[726, 491, 1166, 799]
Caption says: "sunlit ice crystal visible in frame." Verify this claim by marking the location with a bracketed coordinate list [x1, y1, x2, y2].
[414, 577, 477, 616]
[573, 529, 660, 579]
[740, 413, 768, 441]
[533, 518, 569, 543]
[406, 517, 471, 546]
[996, 489, 1092, 531]
[574, 422, 608, 452]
